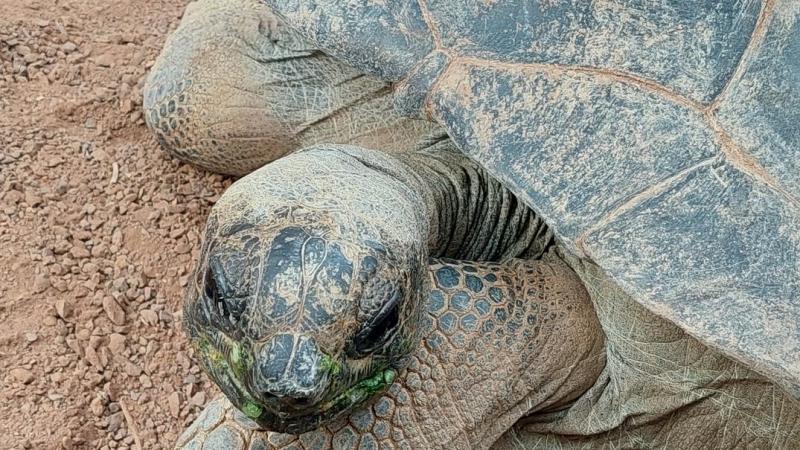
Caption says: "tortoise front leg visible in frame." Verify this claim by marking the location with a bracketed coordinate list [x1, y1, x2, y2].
[176, 259, 605, 450]
[143, 0, 440, 175]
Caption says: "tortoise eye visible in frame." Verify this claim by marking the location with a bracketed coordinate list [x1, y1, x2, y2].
[204, 268, 230, 320]
[203, 260, 246, 327]
[350, 284, 402, 357]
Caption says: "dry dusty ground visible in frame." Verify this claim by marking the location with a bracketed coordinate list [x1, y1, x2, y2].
[1, 0, 229, 448]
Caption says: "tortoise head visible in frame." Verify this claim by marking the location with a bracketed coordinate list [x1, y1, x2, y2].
[183, 146, 429, 433]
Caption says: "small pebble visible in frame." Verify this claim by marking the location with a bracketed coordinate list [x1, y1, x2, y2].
[11, 368, 35, 384]
[102, 296, 126, 326]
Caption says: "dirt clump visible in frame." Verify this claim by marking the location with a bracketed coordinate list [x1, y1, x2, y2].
[1, 1, 227, 448]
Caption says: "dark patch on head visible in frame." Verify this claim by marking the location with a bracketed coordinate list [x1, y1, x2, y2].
[318, 243, 353, 299]
[305, 301, 335, 328]
[258, 333, 294, 384]
[253, 227, 308, 332]
[302, 237, 327, 270]
[357, 255, 379, 283]
[249, 227, 354, 336]
[292, 338, 321, 387]
[203, 255, 249, 332]
[254, 334, 325, 403]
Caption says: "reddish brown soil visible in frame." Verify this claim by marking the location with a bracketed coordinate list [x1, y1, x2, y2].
[1, 1, 226, 448]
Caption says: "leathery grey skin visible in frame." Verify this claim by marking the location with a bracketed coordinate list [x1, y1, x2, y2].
[263, 0, 800, 400]
[143, 0, 440, 175]
[145, 1, 800, 448]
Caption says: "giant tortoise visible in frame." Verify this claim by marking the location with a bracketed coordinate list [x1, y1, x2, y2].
[143, 0, 800, 448]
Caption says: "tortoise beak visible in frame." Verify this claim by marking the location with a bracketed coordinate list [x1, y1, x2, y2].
[251, 333, 331, 411]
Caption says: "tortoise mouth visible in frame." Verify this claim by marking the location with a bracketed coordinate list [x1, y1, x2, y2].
[256, 366, 398, 434]
[191, 329, 400, 434]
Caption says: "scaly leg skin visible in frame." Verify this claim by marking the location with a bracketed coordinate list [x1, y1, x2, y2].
[493, 255, 800, 450]
[143, 0, 440, 175]
[175, 258, 605, 449]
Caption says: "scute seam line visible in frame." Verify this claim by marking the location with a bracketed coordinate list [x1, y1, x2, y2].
[426, 56, 799, 253]
[707, 0, 777, 112]
[416, 0, 442, 50]
[575, 156, 718, 255]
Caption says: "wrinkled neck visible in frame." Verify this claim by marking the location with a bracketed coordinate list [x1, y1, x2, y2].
[312, 140, 552, 262]
[400, 138, 553, 262]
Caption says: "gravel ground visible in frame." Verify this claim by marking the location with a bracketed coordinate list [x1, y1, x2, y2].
[1, 1, 226, 448]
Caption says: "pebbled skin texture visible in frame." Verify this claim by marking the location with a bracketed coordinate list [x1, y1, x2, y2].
[263, 0, 800, 398]
[495, 253, 800, 449]
[176, 259, 605, 450]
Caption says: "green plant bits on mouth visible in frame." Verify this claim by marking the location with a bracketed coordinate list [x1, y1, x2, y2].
[361, 369, 391, 392]
[229, 343, 250, 378]
[197, 336, 224, 364]
[383, 368, 396, 384]
[319, 353, 342, 376]
[242, 400, 263, 419]
[230, 344, 242, 365]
